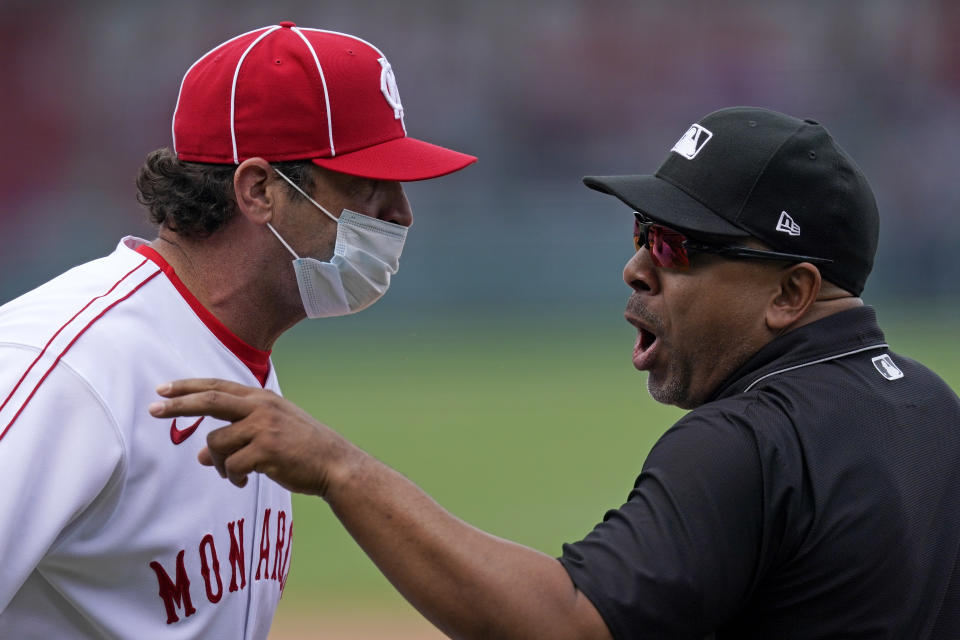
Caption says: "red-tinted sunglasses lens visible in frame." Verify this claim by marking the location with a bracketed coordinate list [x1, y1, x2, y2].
[650, 225, 691, 269]
[633, 219, 691, 270]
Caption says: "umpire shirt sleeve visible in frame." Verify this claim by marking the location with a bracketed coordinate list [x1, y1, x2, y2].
[559, 408, 764, 639]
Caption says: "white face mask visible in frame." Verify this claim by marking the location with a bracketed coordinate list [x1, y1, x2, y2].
[267, 168, 408, 318]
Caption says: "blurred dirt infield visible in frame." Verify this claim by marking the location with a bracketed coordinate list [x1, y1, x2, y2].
[269, 607, 448, 639]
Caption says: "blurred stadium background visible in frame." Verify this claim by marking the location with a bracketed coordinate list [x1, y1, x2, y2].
[2, 0, 958, 637]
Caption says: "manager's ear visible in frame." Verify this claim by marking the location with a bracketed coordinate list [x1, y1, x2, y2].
[233, 157, 276, 225]
[765, 263, 821, 331]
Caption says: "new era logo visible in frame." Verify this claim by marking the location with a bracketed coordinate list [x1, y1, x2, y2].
[776, 211, 801, 236]
[671, 124, 712, 159]
[872, 354, 904, 381]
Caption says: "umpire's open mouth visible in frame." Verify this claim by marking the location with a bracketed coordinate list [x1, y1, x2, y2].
[625, 313, 660, 371]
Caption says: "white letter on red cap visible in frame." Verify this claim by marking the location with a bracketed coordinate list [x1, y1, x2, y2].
[378, 57, 404, 121]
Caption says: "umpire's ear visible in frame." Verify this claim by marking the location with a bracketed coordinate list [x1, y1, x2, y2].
[233, 157, 277, 225]
[765, 262, 821, 332]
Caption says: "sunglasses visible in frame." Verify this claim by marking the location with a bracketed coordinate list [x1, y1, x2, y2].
[632, 213, 832, 271]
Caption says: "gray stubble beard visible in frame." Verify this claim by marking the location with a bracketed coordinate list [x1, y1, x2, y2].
[645, 358, 695, 409]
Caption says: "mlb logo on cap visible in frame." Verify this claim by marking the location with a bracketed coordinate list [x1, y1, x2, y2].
[671, 124, 713, 159]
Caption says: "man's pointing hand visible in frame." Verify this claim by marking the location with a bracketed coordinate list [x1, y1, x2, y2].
[149, 378, 357, 497]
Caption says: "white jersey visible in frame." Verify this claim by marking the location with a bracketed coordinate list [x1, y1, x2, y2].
[0, 237, 293, 639]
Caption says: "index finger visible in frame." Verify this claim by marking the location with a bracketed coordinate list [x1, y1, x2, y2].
[156, 378, 262, 399]
[148, 389, 256, 423]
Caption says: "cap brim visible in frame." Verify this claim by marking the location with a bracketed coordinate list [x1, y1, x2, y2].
[312, 136, 477, 182]
[583, 174, 749, 238]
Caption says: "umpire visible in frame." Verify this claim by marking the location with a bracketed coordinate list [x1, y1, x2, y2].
[152, 107, 960, 639]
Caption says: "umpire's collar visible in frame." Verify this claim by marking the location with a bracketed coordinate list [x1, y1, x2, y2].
[709, 306, 888, 402]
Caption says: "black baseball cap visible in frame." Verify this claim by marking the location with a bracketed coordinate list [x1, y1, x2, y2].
[584, 106, 879, 295]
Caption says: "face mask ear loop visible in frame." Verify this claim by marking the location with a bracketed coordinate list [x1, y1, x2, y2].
[266, 222, 301, 260]
[273, 167, 339, 223]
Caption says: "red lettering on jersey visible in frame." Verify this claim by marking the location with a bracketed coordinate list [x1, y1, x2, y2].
[149, 550, 197, 624]
[272, 510, 287, 580]
[255, 508, 272, 580]
[227, 518, 246, 592]
[199, 534, 224, 604]
[280, 519, 294, 594]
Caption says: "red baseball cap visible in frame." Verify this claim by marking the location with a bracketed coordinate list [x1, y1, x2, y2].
[172, 22, 477, 181]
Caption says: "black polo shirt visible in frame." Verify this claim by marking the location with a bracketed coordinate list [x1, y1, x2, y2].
[560, 306, 960, 639]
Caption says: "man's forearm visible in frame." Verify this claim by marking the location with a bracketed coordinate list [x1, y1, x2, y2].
[326, 450, 608, 639]
[149, 379, 610, 639]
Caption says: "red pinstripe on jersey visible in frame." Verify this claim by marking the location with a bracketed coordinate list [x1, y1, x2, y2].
[0, 260, 160, 443]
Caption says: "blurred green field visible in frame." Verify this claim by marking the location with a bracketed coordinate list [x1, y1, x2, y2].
[268, 304, 959, 622]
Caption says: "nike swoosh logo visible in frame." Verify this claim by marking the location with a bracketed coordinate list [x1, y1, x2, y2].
[170, 417, 205, 445]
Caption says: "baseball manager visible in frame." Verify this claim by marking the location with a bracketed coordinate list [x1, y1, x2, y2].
[0, 22, 474, 638]
[152, 107, 960, 638]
